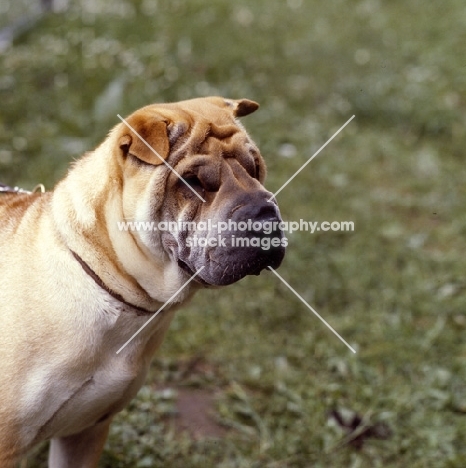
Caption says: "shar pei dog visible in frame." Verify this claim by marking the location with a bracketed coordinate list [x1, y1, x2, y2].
[0, 96, 286, 466]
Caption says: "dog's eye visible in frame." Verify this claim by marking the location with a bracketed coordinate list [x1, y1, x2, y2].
[183, 176, 204, 193]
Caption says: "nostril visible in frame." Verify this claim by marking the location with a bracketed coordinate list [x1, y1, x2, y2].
[231, 202, 279, 222]
[249, 216, 283, 239]
[256, 204, 279, 221]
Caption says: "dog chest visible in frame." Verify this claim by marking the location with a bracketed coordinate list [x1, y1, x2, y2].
[19, 352, 150, 445]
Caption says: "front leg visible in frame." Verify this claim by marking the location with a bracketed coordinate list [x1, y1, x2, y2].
[48, 417, 112, 468]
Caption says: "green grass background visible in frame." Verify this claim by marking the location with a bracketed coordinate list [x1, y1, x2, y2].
[1, 0, 465, 466]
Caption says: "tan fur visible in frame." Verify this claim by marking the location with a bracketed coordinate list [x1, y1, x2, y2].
[0, 97, 281, 466]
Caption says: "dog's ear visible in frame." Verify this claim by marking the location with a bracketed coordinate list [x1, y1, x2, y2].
[206, 97, 259, 118]
[118, 117, 169, 166]
[229, 98, 260, 117]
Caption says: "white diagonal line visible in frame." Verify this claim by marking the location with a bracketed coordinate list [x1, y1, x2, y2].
[116, 266, 205, 354]
[268, 115, 355, 201]
[117, 114, 206, 203]
[267, 266, 357, 354]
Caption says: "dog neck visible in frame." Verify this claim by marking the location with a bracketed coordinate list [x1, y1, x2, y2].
[70, 250, 154, 316]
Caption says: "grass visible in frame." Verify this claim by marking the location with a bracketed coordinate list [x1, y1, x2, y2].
[1, 0, 466, 466]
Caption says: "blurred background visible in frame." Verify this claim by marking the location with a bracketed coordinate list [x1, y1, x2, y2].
[1, 0, 465, 466]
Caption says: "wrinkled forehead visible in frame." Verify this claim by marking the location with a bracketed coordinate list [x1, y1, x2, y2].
[148, 100, 257, 155]
[136, 99, 264, 180]
[146, 98, 242, 132]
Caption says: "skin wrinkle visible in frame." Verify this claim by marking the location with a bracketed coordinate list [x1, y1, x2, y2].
[71, 251, 154, 316]
[167, 120, 188, 147]
[225, 159, 253, 190]
[1, 193, 45, 236]
[29, 377, 94, 448]
[171, 128, 196, 160]
[74, 176, 141, 296]
[229, 203, 245, 216]
[185, 121, 210, 156]
[168, 118, 246, 174]
[225, 151, 256, 179]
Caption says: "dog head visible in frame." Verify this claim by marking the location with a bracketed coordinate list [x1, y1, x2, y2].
[116, 97, 286, 286]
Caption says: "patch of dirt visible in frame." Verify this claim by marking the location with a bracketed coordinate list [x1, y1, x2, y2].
[170, 387, 229, 439]
[158, 356, 229, 439]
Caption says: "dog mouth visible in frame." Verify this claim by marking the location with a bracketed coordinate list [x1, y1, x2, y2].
[166, 226, 286, 287]
[177, 257, 195, 276]
[177, 255, 277, 287]
[177, 258, 211, 286]
[162, 233, 208, 285]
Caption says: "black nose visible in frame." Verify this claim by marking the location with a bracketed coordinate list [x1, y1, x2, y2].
[233, 201, 278, 222]
[230, 197, 282, 236]
[252, 215, 283, 240]
[230, 199, 286, 273]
